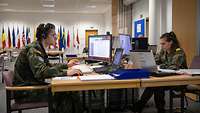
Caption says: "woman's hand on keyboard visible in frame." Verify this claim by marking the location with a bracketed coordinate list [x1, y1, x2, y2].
[67, 69, 83, 76]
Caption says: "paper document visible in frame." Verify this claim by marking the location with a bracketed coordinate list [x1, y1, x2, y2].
[157, 68, 177, 73]
[71, 64, 93, 73]
[177, 69, 200, 75]
[90, 65, 104, 69]
[79, 74, 115, 81]
[53, 76, 77, 80]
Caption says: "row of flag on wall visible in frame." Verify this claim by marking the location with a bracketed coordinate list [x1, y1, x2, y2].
[1, 26, 80, 49]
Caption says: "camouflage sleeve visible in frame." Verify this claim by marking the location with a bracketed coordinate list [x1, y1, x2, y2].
[154, 50, 163, 65]
[167, 51, 187, 70]
[27, 48, 68, 79]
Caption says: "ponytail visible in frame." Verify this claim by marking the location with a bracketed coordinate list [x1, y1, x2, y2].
[36, 23, 55, 41]
[160, 31, 180, 50]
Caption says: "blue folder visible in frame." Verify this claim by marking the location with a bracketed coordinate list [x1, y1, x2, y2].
[110, 69, 150, 79]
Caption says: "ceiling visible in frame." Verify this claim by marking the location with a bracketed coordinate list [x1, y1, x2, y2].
[0, 0, 112, 14]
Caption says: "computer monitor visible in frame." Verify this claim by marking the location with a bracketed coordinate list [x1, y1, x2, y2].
[88, 35, 112, 62]
[132, 37, 148, 51]
[112, 48, 123, 65]
[119, 34, 132, 55]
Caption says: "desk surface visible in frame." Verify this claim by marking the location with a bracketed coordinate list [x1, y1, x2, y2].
[141, 75, 200, 87]
[51, 78, 140, 92]
[51, 74, 200, 92]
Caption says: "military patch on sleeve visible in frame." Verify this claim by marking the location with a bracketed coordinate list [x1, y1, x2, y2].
[38, 56, 44, 62]
[176, 48, 181, 52]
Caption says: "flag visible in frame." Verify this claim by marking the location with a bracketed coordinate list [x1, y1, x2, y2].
[12, 27, 16, 47]
[33, 28, 36, 41]
[67, 30, 70, 48]
[27, 27, 31, 44]
[76, 29, 80, 49]
[22, 26, 25, 47]
[62, 28, 66, 49]
[26, 27, 28, 44]
[59, 26, 63, 50]
[1, 27, 6, 49]
[8, 27, 11, 48]
[57, 28, 60, 49]
[73, 27, 75, 47]
[17, 26, 20, 48]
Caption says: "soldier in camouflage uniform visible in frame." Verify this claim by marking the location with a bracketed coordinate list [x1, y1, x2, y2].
[13, 23, 83, 113]
[133, 32, 187, 113]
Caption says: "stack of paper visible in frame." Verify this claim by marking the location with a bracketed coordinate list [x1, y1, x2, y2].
[53, 76, 77, 80]
[79, 74, 115, 81]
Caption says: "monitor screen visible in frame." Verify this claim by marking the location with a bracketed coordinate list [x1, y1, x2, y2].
[88, 35, 112, 62]
[119, 34, 132, 55]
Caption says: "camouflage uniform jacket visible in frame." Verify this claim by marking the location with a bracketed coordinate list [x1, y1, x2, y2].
[155, 48, 188, 70]
[13, 41, 67, 86]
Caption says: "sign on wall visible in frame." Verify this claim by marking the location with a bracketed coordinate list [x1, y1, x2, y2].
[134, 18, 145, 38]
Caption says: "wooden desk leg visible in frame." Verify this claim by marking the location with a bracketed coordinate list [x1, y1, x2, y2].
[88, 91, 92, 113]
[132, 88, 135, 107]
[48, 88, 53, 113]
[82, 91, 86, 111]
[125, 89, 128, 109]
[100, 90, 105, 113]
[181, 91, 185, 113]
[169, 90, 173, 113]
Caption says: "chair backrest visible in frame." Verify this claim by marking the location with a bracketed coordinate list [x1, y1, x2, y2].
[190, 56, 200, 69]
[3, 70, 14, 87]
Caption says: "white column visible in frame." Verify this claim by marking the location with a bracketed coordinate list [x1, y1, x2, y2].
[149, 0, 172, 46]
[149, 0, 160, 45]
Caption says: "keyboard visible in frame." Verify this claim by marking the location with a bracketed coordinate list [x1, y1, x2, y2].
[93, 65, 119, 74]
[151, 71, 179, 77]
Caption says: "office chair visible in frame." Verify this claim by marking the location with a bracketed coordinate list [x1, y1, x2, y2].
[169, 56, 200, 113]
[3, 70, 50, 113]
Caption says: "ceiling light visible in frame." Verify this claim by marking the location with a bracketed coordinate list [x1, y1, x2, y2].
[42, 4, 55, 8]
[0, 3, 8, 6]
[42, 0, 55, 2]
[87, 5, 96, 8]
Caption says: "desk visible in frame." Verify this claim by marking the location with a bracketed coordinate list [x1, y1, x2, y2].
[51, 78, 140, 113]
[141, 75, 200, 113]
[51, 79, 140, 92]
[50, 75, 200, 113]
[141, 75, 200, 87]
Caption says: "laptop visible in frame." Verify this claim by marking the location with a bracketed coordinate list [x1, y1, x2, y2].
[129, 51, 178, 77]
[93, 48, 124, 73]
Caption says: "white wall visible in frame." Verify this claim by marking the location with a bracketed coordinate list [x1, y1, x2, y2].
[0, 12, 109, 54]
[132, 0, 149, 37]
[131, 0, 172, 45]
[104, 5, 112, 34]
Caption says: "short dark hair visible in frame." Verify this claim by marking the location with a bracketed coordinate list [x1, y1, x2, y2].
[160, 31, 180, 50]
[36, 23, 55, 41]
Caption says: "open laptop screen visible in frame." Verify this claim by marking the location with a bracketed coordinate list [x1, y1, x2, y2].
[129, 51, 156, 68]
[113, 48, 123, 65]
